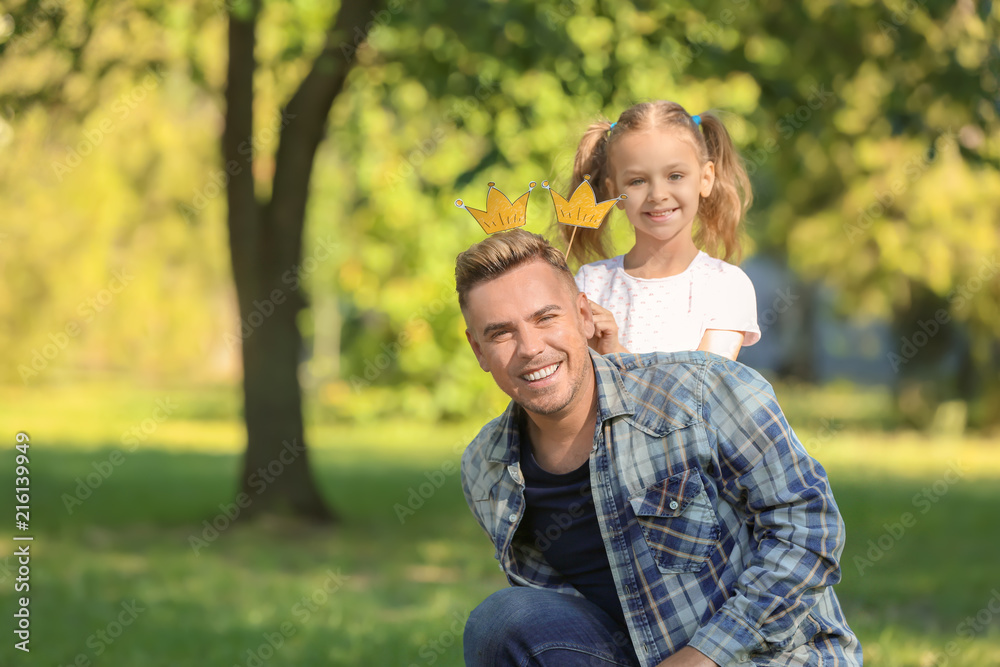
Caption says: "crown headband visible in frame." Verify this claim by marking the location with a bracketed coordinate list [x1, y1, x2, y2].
[542, 175, 626, 257]
[455, 181, 536, 234]
[455, 176, 626, 257]
[541, 176, 625, 229]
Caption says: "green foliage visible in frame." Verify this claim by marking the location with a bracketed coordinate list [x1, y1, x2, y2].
[0, 0, 997, 419]
[321, 0, 999, 420]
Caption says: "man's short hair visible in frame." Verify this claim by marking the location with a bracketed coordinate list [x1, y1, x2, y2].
[455, 229, 577, 311]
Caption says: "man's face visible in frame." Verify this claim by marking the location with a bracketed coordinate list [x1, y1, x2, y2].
[463, 259, 596, 418]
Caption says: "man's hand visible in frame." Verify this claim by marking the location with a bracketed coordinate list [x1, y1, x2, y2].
[587, 300, 629, 355]
[655, 646, 719, 667]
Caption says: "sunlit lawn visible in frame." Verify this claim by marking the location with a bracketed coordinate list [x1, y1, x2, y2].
[0, 383, 998, 666]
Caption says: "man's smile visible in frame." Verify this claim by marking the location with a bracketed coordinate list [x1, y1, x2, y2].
[520, 362, 560, 383]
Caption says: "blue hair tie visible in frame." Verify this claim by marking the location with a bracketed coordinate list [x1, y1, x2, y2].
[609, 121, 617, 131]
[692, 114, 701, 126]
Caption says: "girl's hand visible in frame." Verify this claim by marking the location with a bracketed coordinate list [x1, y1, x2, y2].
[587, 300, 629, 355]
[697, 329, 745, 361]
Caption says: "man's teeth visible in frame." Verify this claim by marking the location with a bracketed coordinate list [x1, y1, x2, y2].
[523, 364, 559, 381]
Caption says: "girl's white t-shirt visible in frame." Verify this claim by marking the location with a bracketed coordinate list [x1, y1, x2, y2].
[575, 251, 761, 354]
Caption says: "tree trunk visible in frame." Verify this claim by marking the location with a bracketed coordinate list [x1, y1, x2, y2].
[222, 0, 385, 520]
[239, 252, 330, 518]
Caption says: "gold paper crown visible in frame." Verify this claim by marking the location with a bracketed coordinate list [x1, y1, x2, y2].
[455, 181, 536, 234]
[541, 175, 627, 229]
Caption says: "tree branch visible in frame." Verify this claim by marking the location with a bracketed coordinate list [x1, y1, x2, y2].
[223, 0, 261, 305]
[268, 0, 386, 269]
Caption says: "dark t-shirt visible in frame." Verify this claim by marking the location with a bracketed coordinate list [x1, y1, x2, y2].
[515, 440, 627, 630]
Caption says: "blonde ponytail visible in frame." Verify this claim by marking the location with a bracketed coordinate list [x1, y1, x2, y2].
[557, 119, 617, 265]
[695, 112, 751, 263]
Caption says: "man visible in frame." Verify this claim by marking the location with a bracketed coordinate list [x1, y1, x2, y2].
[455, 229, 861, 667]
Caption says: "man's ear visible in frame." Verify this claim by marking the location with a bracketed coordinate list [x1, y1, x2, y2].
[576, 291, 596, 339]
[465, 329, 490, 372]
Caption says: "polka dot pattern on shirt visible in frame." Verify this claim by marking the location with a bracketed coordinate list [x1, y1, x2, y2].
[575, 252, 761, 354]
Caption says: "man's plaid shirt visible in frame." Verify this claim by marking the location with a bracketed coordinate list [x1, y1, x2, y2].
[461, 350, 862, 667]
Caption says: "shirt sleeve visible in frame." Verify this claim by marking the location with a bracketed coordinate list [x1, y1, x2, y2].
[687, 357, 846, 665]
[704, 266, 761, 346]
[460, 446, 490, 539]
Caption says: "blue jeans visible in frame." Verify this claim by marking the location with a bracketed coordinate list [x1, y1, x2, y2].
[464, 587, 640, 666]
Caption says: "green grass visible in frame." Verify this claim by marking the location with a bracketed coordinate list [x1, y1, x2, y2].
[0, 383, 998, 666]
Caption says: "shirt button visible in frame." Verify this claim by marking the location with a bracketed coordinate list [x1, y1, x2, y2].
[507, 464, 522, 484]
[508, 513, 517, 523]
[669, 500, 679, 510]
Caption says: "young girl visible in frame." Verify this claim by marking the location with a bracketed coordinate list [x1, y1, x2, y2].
[561, 100, 760, 361]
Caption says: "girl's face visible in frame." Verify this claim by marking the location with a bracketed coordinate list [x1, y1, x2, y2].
[606, 127, 715, 247]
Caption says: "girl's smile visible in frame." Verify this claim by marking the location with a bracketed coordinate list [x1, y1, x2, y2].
[643, 207, 679, 223]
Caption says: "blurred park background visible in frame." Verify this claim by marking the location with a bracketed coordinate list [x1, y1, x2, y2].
[1, 0, 999, 665]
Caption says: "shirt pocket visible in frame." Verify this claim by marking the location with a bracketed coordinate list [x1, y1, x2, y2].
[628, 469, 720, 574]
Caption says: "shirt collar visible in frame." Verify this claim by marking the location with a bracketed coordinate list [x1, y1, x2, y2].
[484, 349, 636, 464]
[590, 348, 636, 422]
